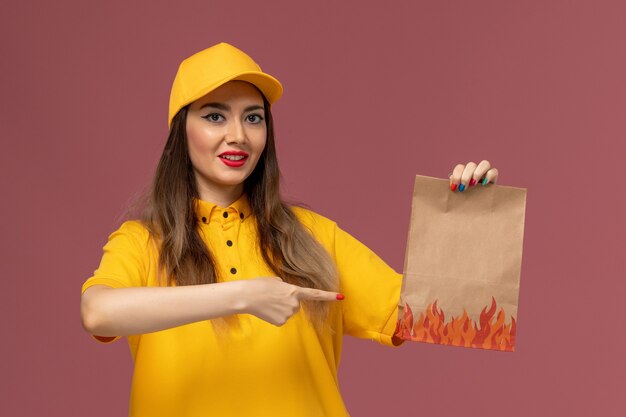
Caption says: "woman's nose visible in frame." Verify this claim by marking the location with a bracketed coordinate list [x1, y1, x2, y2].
[225, 119, 246, 144]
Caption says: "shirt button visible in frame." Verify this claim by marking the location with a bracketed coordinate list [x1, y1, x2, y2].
[230, 267, 237, 274]
[226, 240, 233, 247]
[239, 212, 244, 219]
[201, 217, 207, 223]
[223, 212, 229, 218]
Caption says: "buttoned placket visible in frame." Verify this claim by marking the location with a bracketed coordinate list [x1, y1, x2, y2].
[217, 206, 244, 280]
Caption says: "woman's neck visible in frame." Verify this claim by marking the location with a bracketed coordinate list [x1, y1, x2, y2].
[197, 183, 244, 208]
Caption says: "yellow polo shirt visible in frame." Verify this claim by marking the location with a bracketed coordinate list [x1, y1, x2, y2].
[81, 193, 403, 417]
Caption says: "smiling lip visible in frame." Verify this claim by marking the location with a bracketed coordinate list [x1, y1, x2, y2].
[218, 151, 249, 168]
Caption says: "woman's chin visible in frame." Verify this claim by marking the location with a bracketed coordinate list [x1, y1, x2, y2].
[213, 174, 251, 187]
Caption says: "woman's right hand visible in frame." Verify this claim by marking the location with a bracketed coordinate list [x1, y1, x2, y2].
[240, 277, 344, 326]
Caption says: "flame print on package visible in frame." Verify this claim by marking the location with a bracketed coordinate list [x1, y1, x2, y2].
[393, 297, 516, 352]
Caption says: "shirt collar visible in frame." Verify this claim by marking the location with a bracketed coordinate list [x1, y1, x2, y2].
[193, 193, 251, 224]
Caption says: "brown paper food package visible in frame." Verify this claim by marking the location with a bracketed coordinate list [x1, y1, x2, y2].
[395, 175, 527, 352]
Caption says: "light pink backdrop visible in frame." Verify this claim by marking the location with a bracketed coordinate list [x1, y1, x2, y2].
[2, 1, 624, 416]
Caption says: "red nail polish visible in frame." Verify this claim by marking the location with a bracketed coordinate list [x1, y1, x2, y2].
[470, 178, 477, 186]
[450, 183, 457, 191]
[336, 293, 345, 300]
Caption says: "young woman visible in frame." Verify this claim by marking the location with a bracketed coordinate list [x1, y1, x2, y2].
[80, 42, 499, 417]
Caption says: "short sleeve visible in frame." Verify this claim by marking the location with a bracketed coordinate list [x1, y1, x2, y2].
[332, 223, 405, 348]
[81, 220, 150, 344]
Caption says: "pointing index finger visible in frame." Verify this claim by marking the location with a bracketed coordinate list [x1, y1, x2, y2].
[296, 287, 344, 301]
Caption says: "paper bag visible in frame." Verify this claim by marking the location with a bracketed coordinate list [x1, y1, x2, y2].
[395, 175, 527, 352]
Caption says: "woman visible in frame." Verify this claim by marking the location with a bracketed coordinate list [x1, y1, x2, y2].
[80, 42, 499, 416]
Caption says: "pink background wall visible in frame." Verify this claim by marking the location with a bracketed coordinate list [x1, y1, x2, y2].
[2, 0, 624, 415]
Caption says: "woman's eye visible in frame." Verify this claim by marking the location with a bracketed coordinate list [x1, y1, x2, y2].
[203, 113, 224, 122]
[246, 114, 264, 124]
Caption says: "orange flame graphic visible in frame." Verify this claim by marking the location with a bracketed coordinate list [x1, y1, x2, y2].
[394, 297, 516, 352]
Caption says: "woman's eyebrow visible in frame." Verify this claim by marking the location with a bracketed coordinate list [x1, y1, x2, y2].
[199, 102, 264, 112]
[243, 105, 264, 112]
[200, 102, 228, 111]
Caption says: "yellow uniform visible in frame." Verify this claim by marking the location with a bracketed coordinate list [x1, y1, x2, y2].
[81, 193, 403, 416]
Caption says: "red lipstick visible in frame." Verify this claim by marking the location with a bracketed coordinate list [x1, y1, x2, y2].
[218, 150, 249, 168]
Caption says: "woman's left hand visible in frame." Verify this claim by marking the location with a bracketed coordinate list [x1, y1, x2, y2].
[448, 160, 499, 192]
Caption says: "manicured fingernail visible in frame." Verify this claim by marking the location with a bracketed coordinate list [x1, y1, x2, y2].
[336, 293, 345, 300]
[450, 183, 457, 191]
[481, 177, 488, 186]
[459, 184, 465, 192]
[469, 178, 476, 186]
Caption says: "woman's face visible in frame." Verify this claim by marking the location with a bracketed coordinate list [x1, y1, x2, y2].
[186, 81, 267, 201]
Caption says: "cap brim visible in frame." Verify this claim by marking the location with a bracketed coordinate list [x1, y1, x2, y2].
[229, 72, 283, 104]
[186, 71, 282, 109]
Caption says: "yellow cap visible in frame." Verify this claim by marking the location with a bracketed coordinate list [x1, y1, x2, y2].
[168, 42, 283, 128]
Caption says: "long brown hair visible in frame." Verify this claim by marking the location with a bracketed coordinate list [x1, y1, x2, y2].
[131, 89, 340, 335]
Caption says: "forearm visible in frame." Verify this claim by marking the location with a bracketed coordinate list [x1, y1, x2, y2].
[81, 281, 246, 337]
